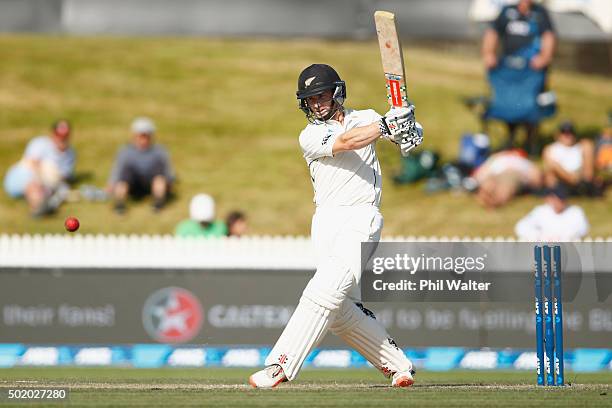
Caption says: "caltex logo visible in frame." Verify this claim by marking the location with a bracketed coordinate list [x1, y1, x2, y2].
[142, 287, 203, 343]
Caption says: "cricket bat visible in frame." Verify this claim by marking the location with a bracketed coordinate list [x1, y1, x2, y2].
[374, 11, 409, 109]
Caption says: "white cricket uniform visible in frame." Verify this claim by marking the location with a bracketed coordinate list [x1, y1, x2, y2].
[300, 108, 382, 207]
[264, 108, 412, 381]
[300, 108, 383, 299]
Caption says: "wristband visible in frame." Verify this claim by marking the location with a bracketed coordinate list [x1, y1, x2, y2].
[379, 118, 391, 138]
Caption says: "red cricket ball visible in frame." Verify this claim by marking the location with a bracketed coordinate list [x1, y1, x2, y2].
[64, 217, 80, 232]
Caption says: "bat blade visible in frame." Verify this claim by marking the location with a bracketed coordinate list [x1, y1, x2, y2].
[374, 10, 409, 108]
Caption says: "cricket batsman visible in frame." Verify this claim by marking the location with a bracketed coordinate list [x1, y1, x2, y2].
[249, 64, 423, 388]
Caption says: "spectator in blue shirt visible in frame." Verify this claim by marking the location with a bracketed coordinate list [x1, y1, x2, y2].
[3, 119, 76, 216]
[108, 117, 175, 214]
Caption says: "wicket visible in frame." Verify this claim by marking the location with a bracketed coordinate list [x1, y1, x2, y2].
[534, 245, 564, 386]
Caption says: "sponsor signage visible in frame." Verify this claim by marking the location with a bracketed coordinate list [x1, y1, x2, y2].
[0, 267, 610, 348]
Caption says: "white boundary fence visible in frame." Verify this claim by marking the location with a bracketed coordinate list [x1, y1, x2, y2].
[0, 234, 610, 269]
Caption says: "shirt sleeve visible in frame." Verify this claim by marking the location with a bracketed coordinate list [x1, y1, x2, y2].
[158, 146, 175, 182]
[363, 109, 382, 123]
[491, 6, 508, 35]
[299, 125, 340, 161]
[108, 147, 128, 184]
[537, 6, 555, 34]
[23, 137, 48, 161]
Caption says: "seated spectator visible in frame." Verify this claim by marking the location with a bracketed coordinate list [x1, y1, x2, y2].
[108, 117, 175, 213]
[226, 211, 247, 237]
[175, 194, 227, 238]
[543, 121, 601, 196]
[3, 119, 75, 216]
[595, 114, 612, 175]
[473, 149, 542, 209]
[481, 0, 557, 155]
[515, 184, 589, 241]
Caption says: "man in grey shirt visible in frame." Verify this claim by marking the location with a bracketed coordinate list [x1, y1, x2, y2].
[108, 117, 175, 213]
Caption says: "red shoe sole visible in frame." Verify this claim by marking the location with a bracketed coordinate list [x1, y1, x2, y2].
[248, 375, 287, 389]
[393, 377, 414, 387]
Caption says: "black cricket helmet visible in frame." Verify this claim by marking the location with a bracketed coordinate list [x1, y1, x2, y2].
[296, 64, 346, 122]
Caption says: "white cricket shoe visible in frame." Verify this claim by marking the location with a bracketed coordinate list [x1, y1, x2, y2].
[391, 369, 415, 387]
[248, 364, 288, 389]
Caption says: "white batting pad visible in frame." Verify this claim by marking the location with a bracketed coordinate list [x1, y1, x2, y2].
[330, 301, 413, 377]
[264, 205, 386, 381]
[265, 296, 334, 380]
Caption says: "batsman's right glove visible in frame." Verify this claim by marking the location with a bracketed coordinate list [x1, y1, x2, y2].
[379, 105, 415, 143]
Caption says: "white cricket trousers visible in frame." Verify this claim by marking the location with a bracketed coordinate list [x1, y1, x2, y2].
[265, 205, 413, 380]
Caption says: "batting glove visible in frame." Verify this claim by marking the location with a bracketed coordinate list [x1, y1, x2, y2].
[398, 121, 424, 157]
[379, 105, 416, 143]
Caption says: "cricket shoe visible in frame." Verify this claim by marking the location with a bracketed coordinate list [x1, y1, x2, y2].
[248, 364, 288, 388]
[391, 369, 415, 387]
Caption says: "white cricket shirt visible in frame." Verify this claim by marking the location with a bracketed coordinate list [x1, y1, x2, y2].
[298, 108, 382, 207]
[514, 203, 590, 241]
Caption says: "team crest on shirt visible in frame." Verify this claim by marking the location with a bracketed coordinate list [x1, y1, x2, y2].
[507, 20, 530, 36]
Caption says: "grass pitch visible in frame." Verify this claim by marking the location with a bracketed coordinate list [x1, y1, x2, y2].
[0, 368, 610, 407]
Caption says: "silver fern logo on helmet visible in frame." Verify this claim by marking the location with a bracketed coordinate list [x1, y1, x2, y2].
[305, 76, 316, 87]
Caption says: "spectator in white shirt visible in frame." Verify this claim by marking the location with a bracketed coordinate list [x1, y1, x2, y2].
[473, 149, 542, 209]
[543, 121, 601, 196]
[515, 184, 589, 241]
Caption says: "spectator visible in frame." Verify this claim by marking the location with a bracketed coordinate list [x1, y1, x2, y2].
[3, 119, 75, 216]
[543, 121, 601, 196]
[515, 184, 589, 241]
[482, 0, 556, 71]
[595, 113, 612, 175]
[226, 211, 247, 237]
[473, 149, 542, 209]
[175, 194, 227, 238]
[481, 0, 556, 154]
[108, 117, 175, 213]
